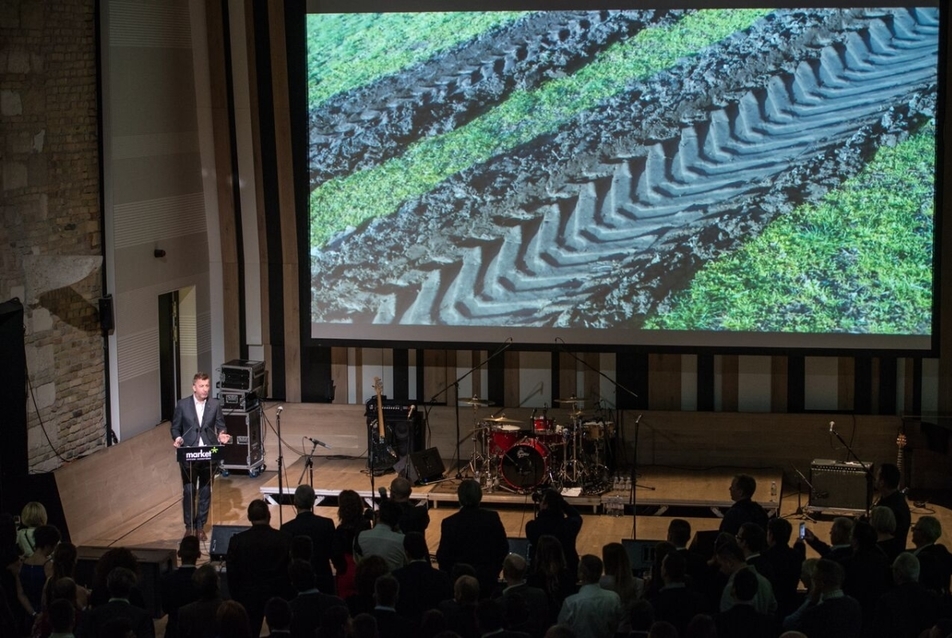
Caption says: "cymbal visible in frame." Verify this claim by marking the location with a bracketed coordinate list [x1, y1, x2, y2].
[484, 416, 525, 425]
[460, 396, 493, 406]
[555, 396, 586, 404]
[568, 410, 586, 419]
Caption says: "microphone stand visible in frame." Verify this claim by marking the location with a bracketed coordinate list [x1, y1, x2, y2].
[276, 408, 285, 526]
[298, 438, 319, 487]
[553, 339, 649, 539]
[428, 339, 513, 479]
[785, 466, 816, 522]
[829, 422, 874, 517]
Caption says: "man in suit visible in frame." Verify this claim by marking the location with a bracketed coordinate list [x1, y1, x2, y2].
[873, 552, 943, 638]
[281, 484, 340, 594]
[492, 553, 549, 638]
[171, 371, 230, 540]
[803, 516, 854, 565]
[82, 567, 155, 638]
[371, 575, 414, 638]
[389, 476, 429, 535]
[874, 463, 911, 551]
[719, 474, 769, 536]
[226, 499, 292, 638]
[783, 559, 863, 638]
[288, 559, 346, 638]
[391, 532, 453, 625]
[911, 516, 952, 595]
[648, 552, 710, 637]
[176, 565, 223, 638]
[159, 535, 201, 638]
[436, 479, 510, 598]
[763, 517, 806, 619]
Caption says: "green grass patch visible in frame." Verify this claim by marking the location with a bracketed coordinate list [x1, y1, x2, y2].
[310, 9, 771, 246]
[642, 127, 935, 334]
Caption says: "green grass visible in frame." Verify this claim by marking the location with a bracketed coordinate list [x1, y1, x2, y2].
[306, 12, 527, 110]
[642, 127, 935, 334]
[310, 9, 771, 247]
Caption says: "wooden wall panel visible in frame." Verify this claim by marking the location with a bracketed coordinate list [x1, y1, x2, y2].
[331, 346, 348, 404]
[721, 355, 739, 412]
[582, 352, 600, 406]
[504, 351, 520, 408]
[770, 356, 788, 412]
[838, 356, 855, 411]
[559, 352, 576, 400]
[648, 353, 681, 410]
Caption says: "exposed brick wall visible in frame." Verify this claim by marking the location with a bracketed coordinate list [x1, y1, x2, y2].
[1, 0, 105, 471]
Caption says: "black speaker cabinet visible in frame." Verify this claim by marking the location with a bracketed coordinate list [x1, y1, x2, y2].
[209, 524, 250, 561]
[76, 546, 177, 618]
[809, 459, 873, 512]
[222, 408, 264, 472]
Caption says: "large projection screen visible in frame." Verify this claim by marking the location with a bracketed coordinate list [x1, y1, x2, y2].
[304, 2, 941, 350]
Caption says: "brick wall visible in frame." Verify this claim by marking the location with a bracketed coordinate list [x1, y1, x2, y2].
[1, 0, 105, 471]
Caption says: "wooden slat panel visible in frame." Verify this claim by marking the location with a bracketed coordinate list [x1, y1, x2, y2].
[648, 353, 681, 410]
[424, 350, 449, 405]
[504, 351, 520, 408]
[771, 356, 788, 413]
[559, 352, 576, 399]
[582, 352, 600, 406]
[721, 355, 739, 411]
[838, 356, 855, 411]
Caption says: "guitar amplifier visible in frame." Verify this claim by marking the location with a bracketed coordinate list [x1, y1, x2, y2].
[808, 459, 873, 513]
[219, 359, 266, 393]
[365, 396, 424, 457]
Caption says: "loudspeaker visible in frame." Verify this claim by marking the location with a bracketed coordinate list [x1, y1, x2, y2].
[622, 539, 659, 574]
[98, 295, 114, 332]
[809, 459, 873, 511]
[408, 447, 446, 484]
[76, 546, 176, 618]
[209, 524, 250, 561]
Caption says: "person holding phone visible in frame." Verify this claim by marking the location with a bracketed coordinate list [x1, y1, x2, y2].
[763, 518, 806, 619]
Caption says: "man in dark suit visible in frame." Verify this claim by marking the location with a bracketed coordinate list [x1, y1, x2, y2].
[491, 553, 549, 638]
[170, 371, 230, 540]
[803, 516, 854, 565]
[649, 552, 710, 637]
[177, 564, 223, 638]
[391, 532, 453, 625]
[783, 559, 862, 638]
[371, 575, 414, 638]
[288, 559, 346, 638]
[389, 476, 429, 535]
[83, 567, 155, 638]
[719, 474, 768, 536]
[874, 463, 911, 551]
[715, 567, 778, 638]
[873, 552, 943, 638]
[281, 484, 340, 594]
[526, 489, 582, 580]
[226, 499, 292, 638]
[159, 535, 201, 638]
[436, 479, 510, 598]
[911, 516, 952, 595]
[763, 517, 805, 619]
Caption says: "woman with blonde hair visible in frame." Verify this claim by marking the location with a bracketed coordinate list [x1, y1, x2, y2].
[17, 502, 48, 558]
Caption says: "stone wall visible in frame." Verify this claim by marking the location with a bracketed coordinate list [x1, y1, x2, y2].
[1, 0, 105, 471]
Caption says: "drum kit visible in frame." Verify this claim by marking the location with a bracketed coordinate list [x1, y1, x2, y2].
[460, 395, 614, 494]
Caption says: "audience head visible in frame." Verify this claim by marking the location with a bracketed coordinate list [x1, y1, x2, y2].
[813, 558, 845, 593]
[891, 551, 920, 584]
[730, 474, 756, 500]
[544, 625, 577, 638]
[193, 563, 221, 600]
[830, 516, 854, 545]
[532, 535, 567, 574]
[454, 574, 480, 604]
[648, 620, 679, 638]
[577, 554, 603, 584]
[338, 489, 365, 526]
[318, 605, 352, 638]
[457, 479, 483, 508]
[912, 516, 942, 547]
[178, 534, 201, 564]
[48, 598, 75, 633]
[247, 499, 270, 524]
[376, 499, 402, 529]
[629, 599, 655, 633]
[601, 542, 634, 591]
[684, 614, 717, 638]
[737, 522, 767, 553]
[33, 524, 61, 553]
[502, 553, 528, 583]
[217, 600, 252, 638]
[355, 554, 390, 596]
[264, 596, 292, 631]
[715, 537, 746, 574]
[21, 501, 48, 528]
[768, 517, 793, 547]
[374, 574, 400, 607]
[851, 519, 878, 549]
[731, 566, 759, 603]
[50, 542, 78, 579]
[778, 633, 809, 638]
[390, 476, 412, 502]
[540, 489, 562, 511]
[352, 613, 378, 638]
[667, 518, 692, 547]
[289, 558, 318, 592]
[419, 609, 447, 638]
[106, 566, 138, 599]
[800, 557, 819, 590]
[877, 463, 901, 491]
[451, 562, 477, 582]
[49, 576, 78, 605]
[870, 505, 897, 536]
[403, 531, 429, 561]
[293, 484, 317, 511]
[476, 599, 505, 633]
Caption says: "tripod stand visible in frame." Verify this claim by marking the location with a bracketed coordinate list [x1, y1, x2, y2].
[784, 466, 816, 522]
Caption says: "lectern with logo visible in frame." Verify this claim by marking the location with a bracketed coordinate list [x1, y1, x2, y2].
[177, 446, 224, 530]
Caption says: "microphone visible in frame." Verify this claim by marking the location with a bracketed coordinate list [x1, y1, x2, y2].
[635, 414, 643, 425]
[829, 421, 835, 434]
[407, 404, 416, 420]
[306, 437, 331, 448]
[277, 406, 284, 414]
[530, 408, 537, 419]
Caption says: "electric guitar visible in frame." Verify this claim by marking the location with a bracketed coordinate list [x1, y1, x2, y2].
[369, 377, 398, 471]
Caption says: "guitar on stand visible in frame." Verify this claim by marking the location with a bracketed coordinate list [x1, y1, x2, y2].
[369, 377, 398, 474]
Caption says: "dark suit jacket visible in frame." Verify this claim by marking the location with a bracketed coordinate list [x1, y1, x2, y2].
[171, 395, 226, 447]
[395, 499, 430, 535]
[719, 498, 768, 536]
[436, 506, 509, 596]
[281, 510, 340, 593]
[648, 584, 711, 637]
[177, 597, 222, 638]
[715, 602, 778, 638]
[492, 582, 549, 638]
[876, 490, 911, 551]
[392, 560, 453, 624]
[225, 524, 292, 613]
[289, 590, 346, 638]
[872, 581, 943, 638]
[916, 543, 952, 594]
[159, 564, 199, 638]
[83, 598, 155, 638]
[763, 543, 804, 617]
[789, 594, 863, 638]
[525, 503, 582, 578]
[371, 608, 415, 638]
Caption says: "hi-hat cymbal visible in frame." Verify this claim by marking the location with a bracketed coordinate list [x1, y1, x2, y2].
[484, 416, 525, 425]
[460, 396, 493, 406]
[555, 396, 586, 404]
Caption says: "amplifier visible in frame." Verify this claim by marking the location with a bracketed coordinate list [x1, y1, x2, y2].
[808, 459, 873, 512]
[219, 390, 259, 411]
[219, 359, 266, 393]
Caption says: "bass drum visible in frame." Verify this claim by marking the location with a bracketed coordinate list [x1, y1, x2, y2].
[501, 438, 550, 491]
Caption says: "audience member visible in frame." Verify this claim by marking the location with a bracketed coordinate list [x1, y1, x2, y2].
[20, 525, 60, 615]
[912, 515, 952, 595]
[684, 614, 717, 638]
[215, 600, 252, 638]
[334, 489, 373, 599]
[177, 564, 223, 638]
[714, 535, 776, 615]
[526, 490, 583, 581]
[869, 505, 902, 563]
[438, 575, 480, 638]
[43, 543, 90, 610]
[281, 484, 341, 595]
[843, 519, 891, 634]
[316, 605, 352, 638]
[557, 554, 621, 638]
[391, 532, 452, 626]
[872, 552, 942, 638]
[159, 535, 201, 638]
[492, 553, 548, 638]
[46, 598, 76, 638]
[356, 501, 407, 572]
[352, 613, 378, 638]
[476, 598, 529, 638]
[225, 499, 292, 637]
[17, 503, 48, 559]
[764, 517, 805, 619]
[526, 535, 575, 627]
[263, 596, 292, 637]
[436, 480, 509, 598]
[666, 519, 708, 587]
[737, 521, 775, 582]
[88, 548, 146, 610]
[874, 463, 910, 551]
[644, 541, 676, 600]
[719, 474, 768, 536]
[803, 516, 853, 564]
[419, 609, 447, 638]
[646, 621, 678, 638]
[714, 566, 777, 637]
[348, 555, 390, 618]
[288, 559, 346, 638]
[648, 551, 709, 637]
[782, 559, 862, 638]
[82, 567, 154, 638]
[32, 576, 81, 638]
[598, 542, 641, 637]
[388, 477, 429, 535]
[371, 574, 413, 638]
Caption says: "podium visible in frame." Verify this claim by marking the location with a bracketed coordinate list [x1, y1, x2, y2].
[177, 445, 224, 464]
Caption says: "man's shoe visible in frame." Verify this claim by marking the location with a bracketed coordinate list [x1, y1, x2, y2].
[196, 528, 207, 541]
[184, 527, 195, 538]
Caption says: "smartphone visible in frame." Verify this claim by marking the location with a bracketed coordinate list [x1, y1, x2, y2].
[799, 522, 807, 540]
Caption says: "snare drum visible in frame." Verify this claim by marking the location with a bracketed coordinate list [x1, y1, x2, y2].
[500, 438, 550, 490]
[490, 425, 521, 455]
